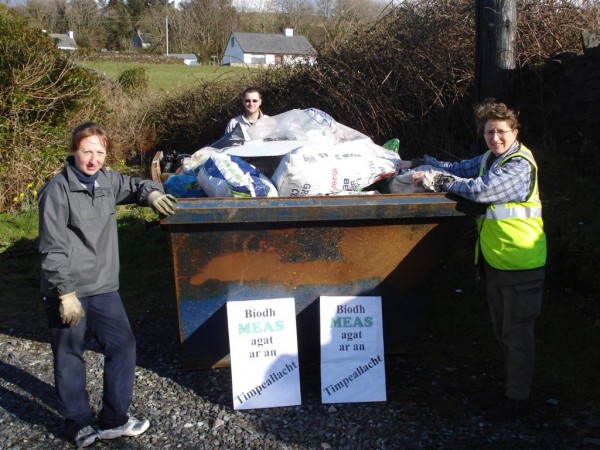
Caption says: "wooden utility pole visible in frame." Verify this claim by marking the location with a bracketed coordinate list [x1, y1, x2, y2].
[475, 0, 517, 104]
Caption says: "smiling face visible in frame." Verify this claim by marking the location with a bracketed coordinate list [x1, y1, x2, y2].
[72, 135, 107, 176]
[483, 119, 518, 157]
[242, 91, 262, 117]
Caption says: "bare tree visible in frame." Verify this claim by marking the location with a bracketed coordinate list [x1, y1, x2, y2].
[272, 0, 315, 30]
[65, 0, 105, 47]
[233, 0, 276, 13]
[273, 0, 312, 15]
[25, 0, 68, 32]
[314, 0, 335, 18]
[170, 0, 237, 60]
[318, 0, 387, 45]
[332, 0, 386, 21]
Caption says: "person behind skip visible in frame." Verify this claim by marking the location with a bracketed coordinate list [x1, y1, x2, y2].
[38, 122, 177, 447]
[405, 100, 547, 420]
[224, 86, 268, 136]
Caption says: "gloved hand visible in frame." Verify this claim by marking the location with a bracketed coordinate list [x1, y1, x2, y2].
[410, 158, 426, 168]
[59, 292, 84, 326]
[421, 171, 454, 192]
[148, 191, 177, 216]
[399, 157, 426, 170]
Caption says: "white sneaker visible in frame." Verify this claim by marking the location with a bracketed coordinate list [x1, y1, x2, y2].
[74, 425, 98, 448]
[97, 417, 150, 440]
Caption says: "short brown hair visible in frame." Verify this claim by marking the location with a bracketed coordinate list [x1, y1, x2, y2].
[70, 122, 112, 152]
[474, 99, 519, 135]
[241, 86, 261, 99]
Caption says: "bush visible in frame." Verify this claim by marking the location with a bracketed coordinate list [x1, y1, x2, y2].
[0, 7, 99, 213]
[293, 0, 596, 157]
[117, 66, 149, 95]
[146, 76, 259, 152]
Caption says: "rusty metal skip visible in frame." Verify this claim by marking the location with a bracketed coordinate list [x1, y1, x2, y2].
[154, 152, 483, 369]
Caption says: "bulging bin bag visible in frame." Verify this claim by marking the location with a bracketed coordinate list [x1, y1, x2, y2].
[272, 139, 401, 197]
[246, 108, 368, 144]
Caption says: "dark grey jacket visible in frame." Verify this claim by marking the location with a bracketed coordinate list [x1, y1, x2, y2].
[38, 162, 164, 298]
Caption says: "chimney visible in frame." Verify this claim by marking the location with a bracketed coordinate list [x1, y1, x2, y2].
[284, 28, 293, 37]
[68, 31, 74, 40]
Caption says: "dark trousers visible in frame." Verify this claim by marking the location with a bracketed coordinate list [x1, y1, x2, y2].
[484, 262, 544, 400]
[44, 291, 136, 438]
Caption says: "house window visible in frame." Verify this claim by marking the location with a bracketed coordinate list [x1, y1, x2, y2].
[231, 37, 234, 47]
[251, 55, 266, 64]
[275, 54, 283, 65]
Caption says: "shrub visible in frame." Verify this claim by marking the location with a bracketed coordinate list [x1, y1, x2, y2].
[146, 76, 259, 152]
[117, 66, 149, 95]
[0, 7, 99, 213]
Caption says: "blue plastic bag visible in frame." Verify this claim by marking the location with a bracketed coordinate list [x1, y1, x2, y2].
[164, 173, 206, 198]
[198, 154, 278, 198]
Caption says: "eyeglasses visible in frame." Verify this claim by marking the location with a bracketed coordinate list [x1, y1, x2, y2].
[244, 99, 259, 103]
[484, 129, 513, 137]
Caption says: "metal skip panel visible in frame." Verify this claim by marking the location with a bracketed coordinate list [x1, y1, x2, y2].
[163, 194, 476, 368]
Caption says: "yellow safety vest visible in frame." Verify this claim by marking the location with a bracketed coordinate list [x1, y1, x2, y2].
[475, 144, 547, 270]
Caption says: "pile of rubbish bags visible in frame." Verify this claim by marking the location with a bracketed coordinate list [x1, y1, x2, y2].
[160, 108, 431, 198]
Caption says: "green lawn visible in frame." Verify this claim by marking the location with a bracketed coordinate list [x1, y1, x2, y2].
[79, 61, 254, 92]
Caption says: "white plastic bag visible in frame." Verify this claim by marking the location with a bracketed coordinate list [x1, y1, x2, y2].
[388, 165, 434, 193]
[246, 108, 368, 145]
[272, 139, 400, 196]
[182, 147, 217, 171]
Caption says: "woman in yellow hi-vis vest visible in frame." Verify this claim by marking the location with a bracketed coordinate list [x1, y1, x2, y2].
[404, 100, 547, 420]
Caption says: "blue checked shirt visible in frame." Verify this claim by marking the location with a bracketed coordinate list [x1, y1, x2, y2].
[423, 141, 533, 204]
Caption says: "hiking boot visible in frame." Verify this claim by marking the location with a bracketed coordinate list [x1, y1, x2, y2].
[74, 425, 98, 448]
[484, 396, 530, 421]
[97, 417, 149, 440]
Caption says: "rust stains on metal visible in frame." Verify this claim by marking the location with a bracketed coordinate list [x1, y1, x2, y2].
[185, 223, 437, 287]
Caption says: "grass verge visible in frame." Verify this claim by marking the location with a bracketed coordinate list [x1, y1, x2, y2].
[78, 61, 255, 92]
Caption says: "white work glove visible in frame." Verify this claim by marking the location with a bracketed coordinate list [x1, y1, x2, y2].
[420, 170, 454, 192]
[148, 191, 177, 216]
[59, 292, 84, 327]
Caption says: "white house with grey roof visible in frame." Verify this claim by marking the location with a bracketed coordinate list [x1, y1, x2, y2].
[222, 29, 315, 67]
[49, 31, 77, 51]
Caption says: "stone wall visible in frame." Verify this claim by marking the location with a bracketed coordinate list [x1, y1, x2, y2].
[81, 50, 183, 65]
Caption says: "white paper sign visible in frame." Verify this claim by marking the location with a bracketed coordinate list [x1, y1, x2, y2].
[320, 296, 386, 403]
[226, 298, 301, 410]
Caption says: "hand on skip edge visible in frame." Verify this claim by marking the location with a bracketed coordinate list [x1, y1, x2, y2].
[149, 191, 177, 216]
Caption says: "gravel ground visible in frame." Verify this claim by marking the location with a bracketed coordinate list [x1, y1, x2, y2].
[2, 311, 599, 450]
